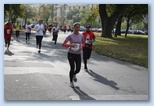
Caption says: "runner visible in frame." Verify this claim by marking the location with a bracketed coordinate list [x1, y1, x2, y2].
[52, 24, 59, 47]
[34, 20, 44, 53]
[62, 22, 84, 87]
[82, 24, 96, 71]
[4, 22, 13, 52]
[25, 21, 31, 43]
[14, 21, 21, 40]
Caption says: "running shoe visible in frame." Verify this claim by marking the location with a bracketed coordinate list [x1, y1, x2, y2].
[84, 68, 89, 72]
[73, 75, 77, 82]
[70, 82, 74, 88]
[38, 50, 41, 53]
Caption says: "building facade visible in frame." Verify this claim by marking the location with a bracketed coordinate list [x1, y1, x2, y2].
[53, 4, 91, 26]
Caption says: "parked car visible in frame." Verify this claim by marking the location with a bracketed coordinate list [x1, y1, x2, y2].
[128, 30, 133, 34]
[121, 29, 133, 34]
[133, 30, 146, 35]
[91, 28, 96, 32]
[144, 30, 148, 35]
[96, 28, 102, 32]
[121, 29, 126, 33]
[79, 26, 85, 31]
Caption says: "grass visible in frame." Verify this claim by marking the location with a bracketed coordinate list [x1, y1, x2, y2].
[93, 33, 148, 67]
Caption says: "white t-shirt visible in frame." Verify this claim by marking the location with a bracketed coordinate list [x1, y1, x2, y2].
[25, 24, 31, 33]
[52, 27, 59, 33]
[34, 24, 44, 36]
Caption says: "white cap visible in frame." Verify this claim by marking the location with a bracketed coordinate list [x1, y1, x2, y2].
[73, 22, 80, 27]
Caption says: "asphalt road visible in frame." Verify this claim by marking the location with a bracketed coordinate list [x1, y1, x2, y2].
[4, 30, 148, 100]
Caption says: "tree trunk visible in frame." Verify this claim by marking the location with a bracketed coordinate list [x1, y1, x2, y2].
[102, 18, 113, 38]
[115, 15, 123, 37]
[125, 16, 130, 37]
[99, 4, 126, 38]
[99, 4, 112, 38]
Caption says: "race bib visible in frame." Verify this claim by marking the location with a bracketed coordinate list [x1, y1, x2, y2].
[71, 44, 80, 51]
[7, 29, 11, 34]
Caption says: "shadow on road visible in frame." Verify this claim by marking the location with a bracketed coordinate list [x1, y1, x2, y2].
[72, 86, 95, 100]
[4, 50, 14, 56]
[86, 69, 119, 90]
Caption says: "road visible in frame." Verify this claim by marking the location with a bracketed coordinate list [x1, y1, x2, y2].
[4, 30, 148, 100]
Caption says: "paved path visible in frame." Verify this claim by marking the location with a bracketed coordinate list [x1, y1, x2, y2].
[4, 31, 148, 100]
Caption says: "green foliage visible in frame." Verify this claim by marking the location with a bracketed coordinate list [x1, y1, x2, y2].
[135, 22, 144, 30]
[4, 4, 25, 22]
[81, 5, 99, 26]
[25, 5, 35, 18]
[98, 4, 148, 38]
[67, 9, 79, 20]
[106, 4, 116, 17]
[66, 5, 100, 26]
[122, 4, 148, 24]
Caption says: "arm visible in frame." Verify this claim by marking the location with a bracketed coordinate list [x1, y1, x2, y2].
[28, 25, 32, 30]
[34, 25, 38, 31]
[81, 34, 85, 48]
[10, 28, 13, 34]
[4, 28, 6, 35]
[92, 39, 96, 42]
[92, 33, 96, 42]
[42, 25, 44, 31]
[62, 40, 76, 48]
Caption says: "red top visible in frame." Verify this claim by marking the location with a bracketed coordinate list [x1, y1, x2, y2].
[82, 31, 96, 49]
[4, 26, 13, 39]
[64, 26, 67, 29]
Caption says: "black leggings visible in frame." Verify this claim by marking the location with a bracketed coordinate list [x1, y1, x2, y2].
[53, 33, 58, 45]
[26, 32, 31, 41]
[83, 47, 92, 69]
[36, 36, 43, 49]
[5, 38, 11, 47]
[16, 31, 20, 38]
[67, 53, 81, 83]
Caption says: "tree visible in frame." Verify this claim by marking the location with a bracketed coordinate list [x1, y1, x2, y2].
[99, 4, 128, 38]
[114, 14, 123, 37]
[4, 4, 25, 24]
[67, 9, 79, 20]
[114, 4, 148, 37]
[39, 4, 50, 24]
[82, 5, 99, 27]
[124, 4, 148, 37]
[24, 4, 36, 25]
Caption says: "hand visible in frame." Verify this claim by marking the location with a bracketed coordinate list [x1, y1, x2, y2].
[80, 45, 83, 50]
[89, 40, 92, 43]
[70, 43, 76, 47]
